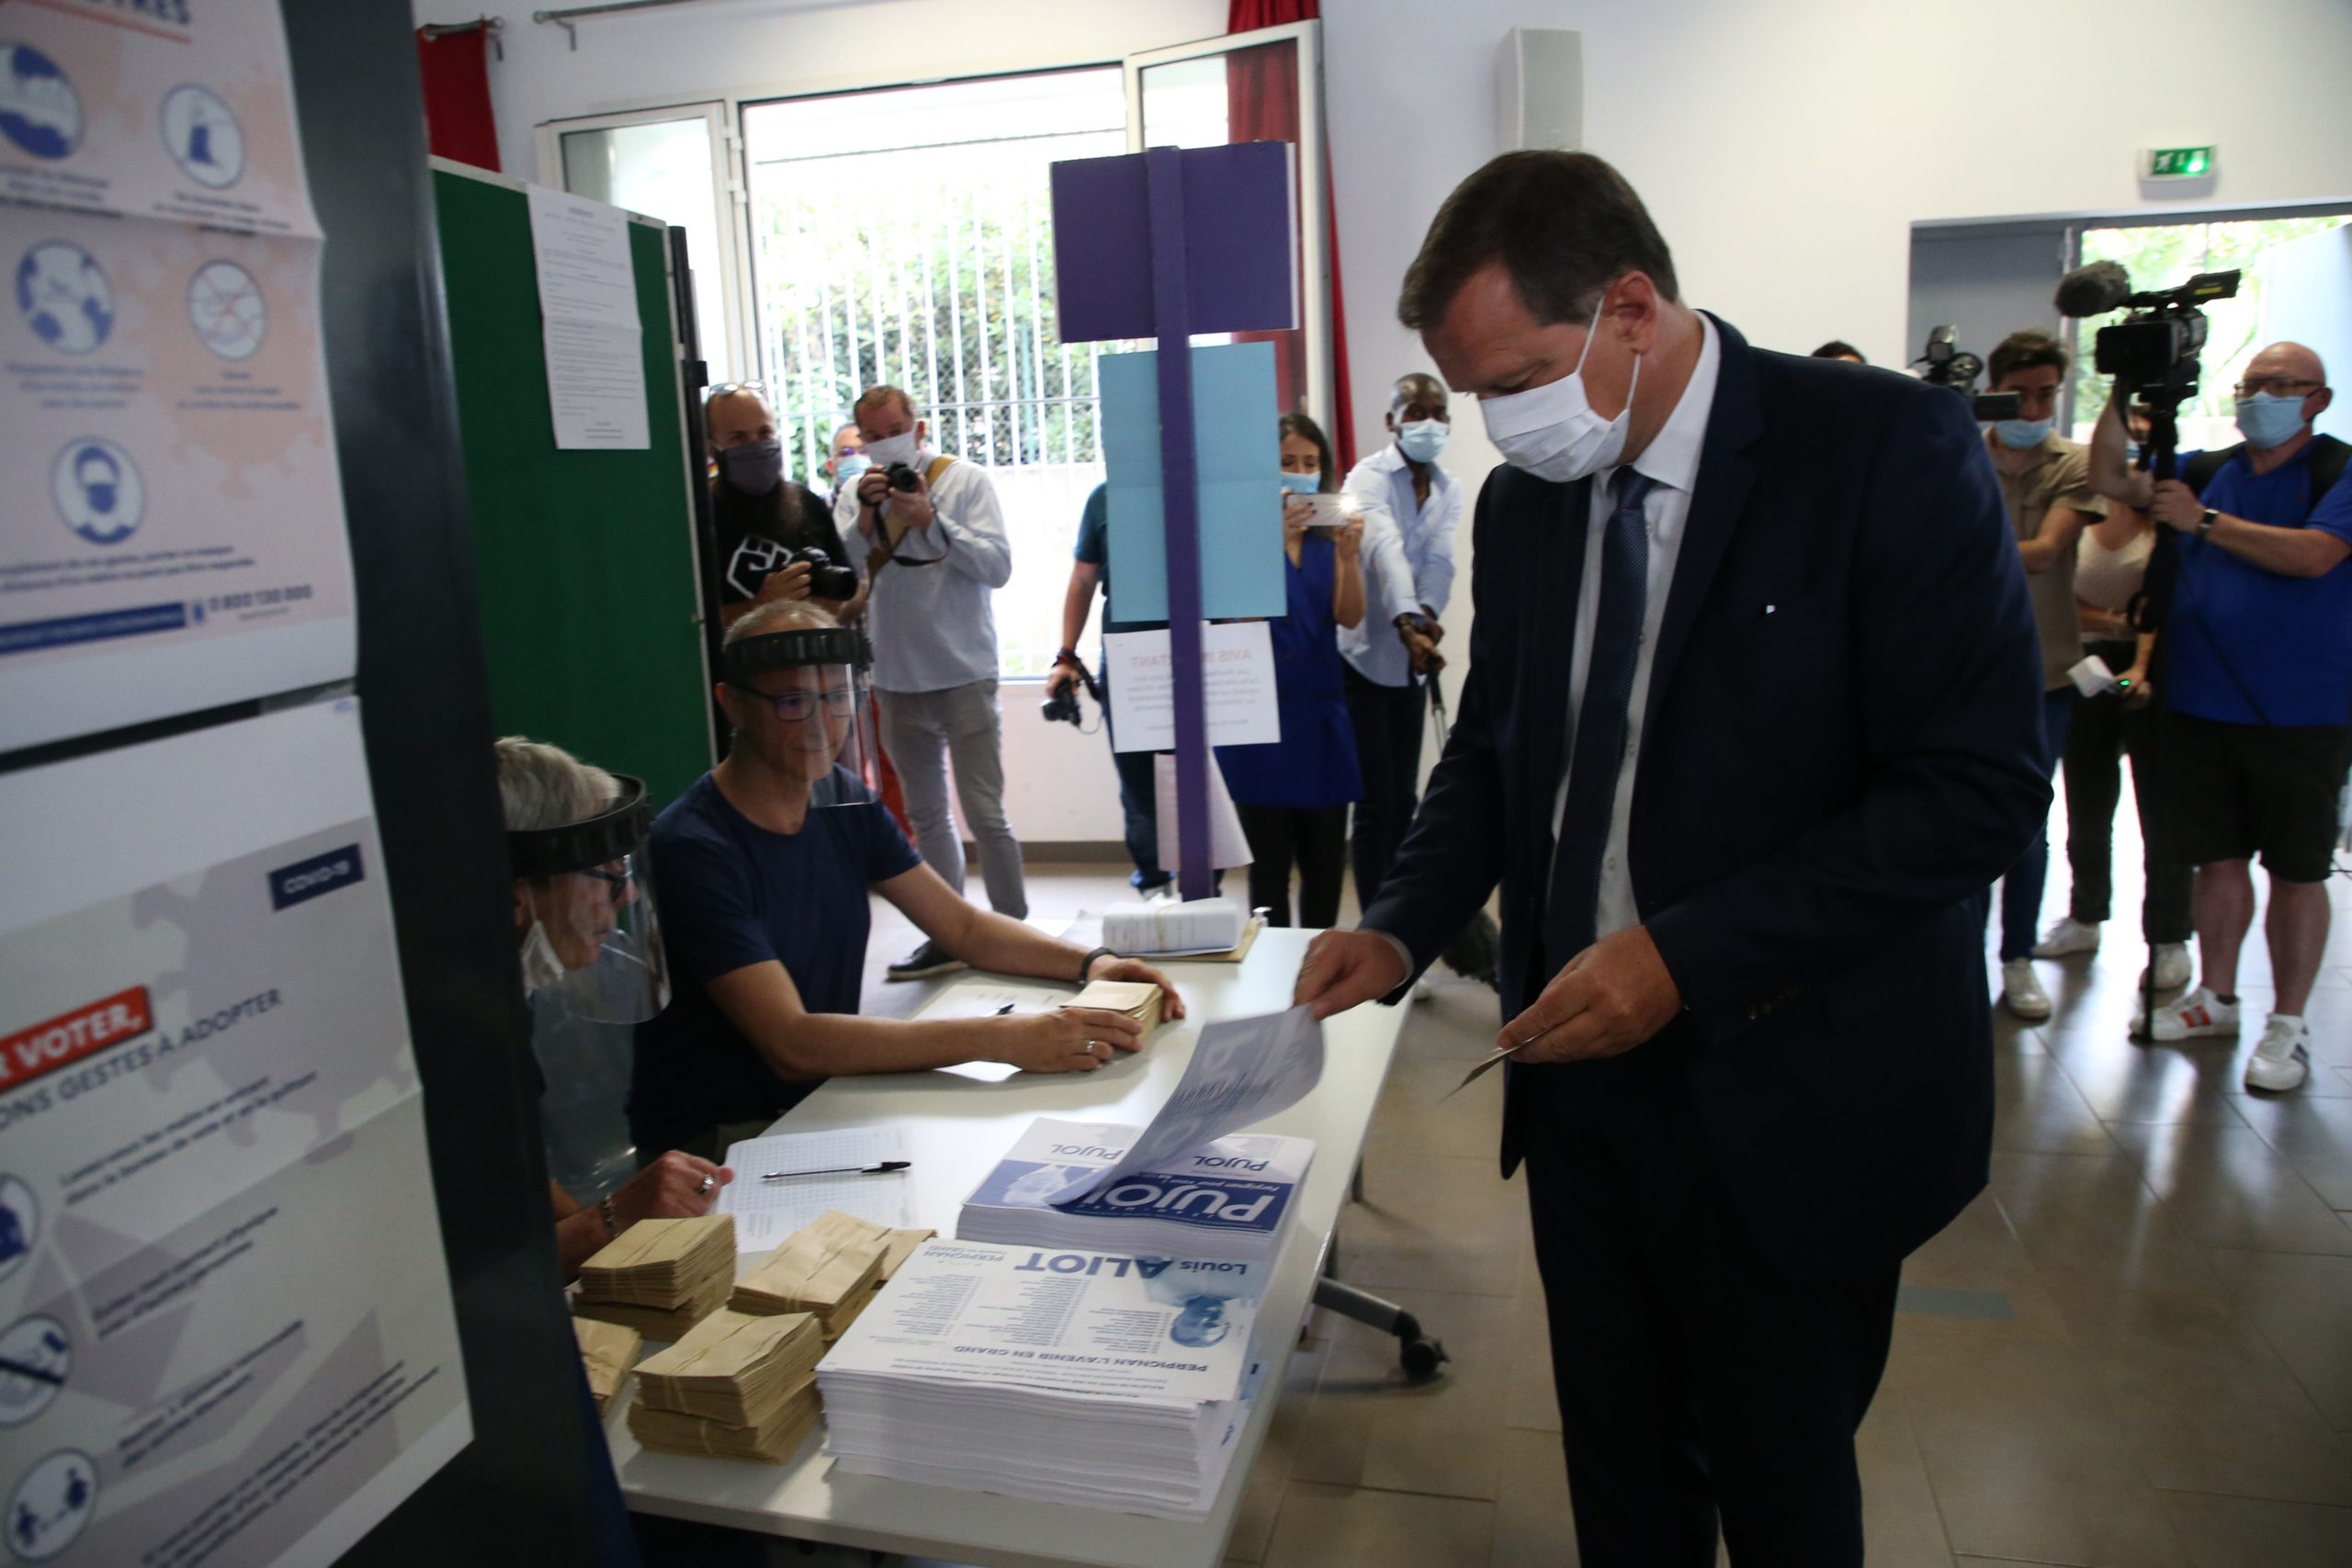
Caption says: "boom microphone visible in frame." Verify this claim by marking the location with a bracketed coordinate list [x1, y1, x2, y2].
[2055, 259, 2132, 320]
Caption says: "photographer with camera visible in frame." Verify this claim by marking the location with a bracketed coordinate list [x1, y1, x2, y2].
[832, 384, 1027, 977]
[706, 384, 864, 625]
[2086, 341, 2351, 1091]
[1977, 331, 2108, 1022]
[1047, 481, 1172, 895]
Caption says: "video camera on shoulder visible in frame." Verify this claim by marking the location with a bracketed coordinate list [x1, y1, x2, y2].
[2053, 260, 2241, 404]
[1913, 326, 2021, 423]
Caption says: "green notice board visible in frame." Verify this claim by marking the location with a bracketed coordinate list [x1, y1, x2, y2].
[431, 162, 711, 807]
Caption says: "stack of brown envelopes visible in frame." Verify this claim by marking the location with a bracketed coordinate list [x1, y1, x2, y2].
[573, 1317, 641, 1415]
[1066, 978, 1164, 1038]
[574, 1215, 736, 1339]
[627, 1308, 825, 1462]
[729, 1211, 889, 1339]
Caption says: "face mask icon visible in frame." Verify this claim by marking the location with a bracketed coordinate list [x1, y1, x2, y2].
[53, 438, 142, 545]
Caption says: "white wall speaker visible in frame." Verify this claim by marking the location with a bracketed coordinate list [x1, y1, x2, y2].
[1498, 28, 1583, 154]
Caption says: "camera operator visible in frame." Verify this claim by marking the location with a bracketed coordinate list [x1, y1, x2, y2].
[707, 384, 864, 626]
[2087, 342, 2352, 1091]
[833, 384, 1027, 976]
[1981, 331, 2108, 1022]
[1048, 481, 1172, 895]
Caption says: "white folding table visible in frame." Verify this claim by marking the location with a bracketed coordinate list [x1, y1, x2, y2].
[603, 927, 1409, 1568]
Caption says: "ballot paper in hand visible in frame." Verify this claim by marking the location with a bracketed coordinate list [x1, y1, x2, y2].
[1057, 1005, 1323, 1203]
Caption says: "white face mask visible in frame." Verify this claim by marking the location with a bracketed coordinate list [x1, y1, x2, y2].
[518, 917, 567, 994]
[1476, 304, 1641, 484]
[862, 431, 921, 470]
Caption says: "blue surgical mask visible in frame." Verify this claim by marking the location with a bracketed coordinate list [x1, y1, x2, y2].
[1993, 417, 2052, 451]
[2235, 391, 2308, 451]
[1396, 419, 1448, 464]
[1278, 469, 1320, 494]
[833, 452, 872, 489]
[721, 437, 784, 495]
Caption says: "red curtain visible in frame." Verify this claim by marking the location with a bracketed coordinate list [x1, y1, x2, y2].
[1223, 0, 1354, 470]
[415, 27, 501, 173]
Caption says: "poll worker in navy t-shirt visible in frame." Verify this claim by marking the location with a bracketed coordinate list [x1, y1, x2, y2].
[2087, 341, 2352, 1094]
[629, 599, 1185, 1160]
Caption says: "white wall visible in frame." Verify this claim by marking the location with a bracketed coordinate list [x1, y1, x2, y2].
[418, 0, 2352, 843]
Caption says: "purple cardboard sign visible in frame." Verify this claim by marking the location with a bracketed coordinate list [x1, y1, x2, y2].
[1049, 142, 1298, 344]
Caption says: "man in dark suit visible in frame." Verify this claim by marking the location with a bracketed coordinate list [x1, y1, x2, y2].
[1295, 152, 2048, 1564]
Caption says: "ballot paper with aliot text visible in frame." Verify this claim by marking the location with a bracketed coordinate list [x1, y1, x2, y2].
[819, 1239, 1264, 1405]
[1053, 1004, 1324, 1203]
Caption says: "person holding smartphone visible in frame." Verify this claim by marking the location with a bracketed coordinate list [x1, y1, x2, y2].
[1214, 412, 1366, 927]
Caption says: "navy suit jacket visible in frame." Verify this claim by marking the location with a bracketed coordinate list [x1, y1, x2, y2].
[1363, 316, 2049, 1283]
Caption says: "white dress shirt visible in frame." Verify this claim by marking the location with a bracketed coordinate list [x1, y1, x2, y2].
[831, 451, 1012, 694]
[1551, 310, 1721, 943]
[1339, 444, 1462, 687]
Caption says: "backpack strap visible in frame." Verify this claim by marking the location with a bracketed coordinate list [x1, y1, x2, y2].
[2310, 434, 2350, 507]
[2182, 444, 2239, 497]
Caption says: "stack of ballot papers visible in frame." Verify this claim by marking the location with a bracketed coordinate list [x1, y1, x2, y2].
[958, 1118, 1312, 1265]
[819, 1239, 1267, 1518]
[730, 1210, 888, 1338]
[573, 1318, 641, 1415]
[1066, 977, 1166, 1036]
[1102, 897, 1247, 956]
[573, 1215, 736, 1339]
[628, 1308, 826, 1462]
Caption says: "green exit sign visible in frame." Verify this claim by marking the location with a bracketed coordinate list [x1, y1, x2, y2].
[2144, 145, 2215, 179]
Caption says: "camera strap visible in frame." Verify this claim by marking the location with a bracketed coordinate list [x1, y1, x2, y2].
[865, 455, 960, 577]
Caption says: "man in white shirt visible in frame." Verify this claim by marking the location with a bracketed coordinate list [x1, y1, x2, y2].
[834, 384, 1025, 977]
[1340, 373, 1462, 911]
[1292, 151, 2046, 1565]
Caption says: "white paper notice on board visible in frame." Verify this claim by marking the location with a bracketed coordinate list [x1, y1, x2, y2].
[0, 199, 357, 753]
[526, 184, 649, 449]
[1103, 620, 1280, 753]
[1155, 752, 1254, 872]
[0, 700, 469, 1567]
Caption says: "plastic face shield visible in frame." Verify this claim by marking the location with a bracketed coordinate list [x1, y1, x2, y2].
[506, 774, 671, 1022]
[721, 626, 879, 809]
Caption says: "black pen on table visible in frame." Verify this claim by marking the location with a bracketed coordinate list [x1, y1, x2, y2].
[759, 1160, 911, 1181]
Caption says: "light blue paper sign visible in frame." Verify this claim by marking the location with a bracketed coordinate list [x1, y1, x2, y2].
[1100, 343, 1285, 623]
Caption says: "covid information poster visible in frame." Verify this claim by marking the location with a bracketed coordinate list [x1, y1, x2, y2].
[0, 701, 469, 1566]
[0, 0, 355, 750]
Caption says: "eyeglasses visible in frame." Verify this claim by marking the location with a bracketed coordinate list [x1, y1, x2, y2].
[734, 682, 857, 721]
[579, 857, 633, 894]
[2233, 377, 2324, 399]
[705, 381, 770, 403]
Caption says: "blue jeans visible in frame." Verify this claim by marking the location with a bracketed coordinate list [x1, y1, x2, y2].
[1998, 688, 2077, 961]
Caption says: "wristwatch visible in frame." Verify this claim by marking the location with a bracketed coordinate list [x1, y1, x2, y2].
[2198, 508, 2219, 538]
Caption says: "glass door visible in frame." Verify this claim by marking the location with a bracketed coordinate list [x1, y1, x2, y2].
[536, 101, 751, 387]
[1125, 21, 1332, 437]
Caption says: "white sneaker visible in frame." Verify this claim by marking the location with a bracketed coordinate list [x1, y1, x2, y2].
[2031, 917, 2102, 958]
[2001, 959, 2052, 1021]
[2245, 1016, 2312, 1093]
[2138, 985, 2240, 1043]
[2137, 942, 2193, 993]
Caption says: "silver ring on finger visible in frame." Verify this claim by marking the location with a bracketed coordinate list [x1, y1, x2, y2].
[696, 1174, 715, 1195]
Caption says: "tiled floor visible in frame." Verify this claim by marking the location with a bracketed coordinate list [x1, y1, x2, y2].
[862, 807, 2352, 1567]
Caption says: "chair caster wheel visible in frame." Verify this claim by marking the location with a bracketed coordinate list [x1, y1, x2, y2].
[1400, 1335, 1449, 1380]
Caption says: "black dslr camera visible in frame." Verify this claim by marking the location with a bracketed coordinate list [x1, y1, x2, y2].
[786, 545, 858, 602]
[1914, 326, 2022, 423]
[1041, 660, 1102, 727]
[885, 462, 923, 494]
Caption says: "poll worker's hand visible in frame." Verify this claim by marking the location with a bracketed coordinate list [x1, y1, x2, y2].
[1046, 664, 1082, 700]
[754, 559, 813, 604]
[1083, 955, 1188, 1021]
[1498, 926, 1682, 1066]
[1293, 929, 1409, 1021]
[996, 1007, 1145, 1073]
[611, 1150, 733, 1226]
[2148, 479, 2207, 534]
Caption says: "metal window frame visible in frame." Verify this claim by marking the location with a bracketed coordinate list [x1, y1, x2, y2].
[532, 98, 756, 389]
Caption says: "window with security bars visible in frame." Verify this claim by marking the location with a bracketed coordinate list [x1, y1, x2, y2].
[742, 68, 1132, 680]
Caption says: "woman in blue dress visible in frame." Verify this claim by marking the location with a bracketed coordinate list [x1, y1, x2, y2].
[1216, 412, 1366, 927]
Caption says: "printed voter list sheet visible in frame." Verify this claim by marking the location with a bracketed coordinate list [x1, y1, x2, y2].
[718, 1126, 911, 1252]
[526, 184, 649, 449]
[1057, 1004, 1324, 1201]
